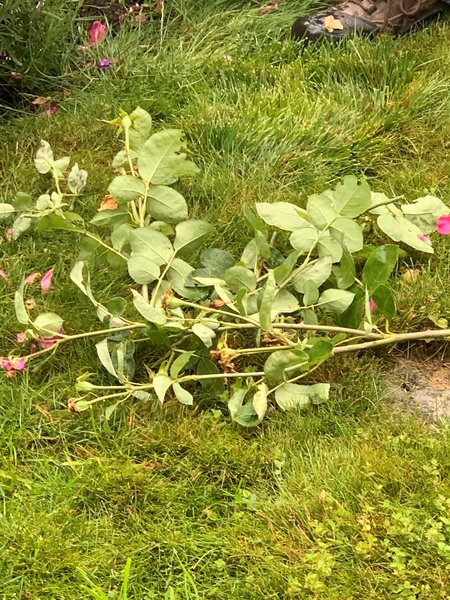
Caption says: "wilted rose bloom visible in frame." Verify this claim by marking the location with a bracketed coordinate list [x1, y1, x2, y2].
[99, 195, 118, 211]
[25, 298, 36, 310]
[37, 327, 65, 350]
[45, 104, 57, 116]
[97, 58, 112, 71]
[436, 215, 450, 235]
[25, 272, 41, 285]
[89, 20, 108, 44]
[40, 268, 54, 294]
[0, 356, 27, 373]
[16, 332, 27, 344]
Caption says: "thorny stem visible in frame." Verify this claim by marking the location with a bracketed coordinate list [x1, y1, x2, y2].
[333, 328, 450, 354]
[24, 323, 146, 361]
[73, 229, 128, 261]
[213, 321, 384, 339]
[179, 301, 297, 347]
[150, 251, 178, 307]
[267, 362, 325, 395]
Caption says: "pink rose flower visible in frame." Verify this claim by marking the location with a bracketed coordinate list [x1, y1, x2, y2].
[436, 215, 450, 235]
[89, 20, 108, 44]
[369, 299, 377, 313]
[16, 332, 26, 344]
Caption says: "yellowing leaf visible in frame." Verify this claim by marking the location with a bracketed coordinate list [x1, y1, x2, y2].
[323, 15, 344, 32]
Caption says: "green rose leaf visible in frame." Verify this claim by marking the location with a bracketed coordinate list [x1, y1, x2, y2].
[264, 350, 308, 386]
[53, 156, 70, 177]
[33, 312, 64, 338]
[106, 297, 127, 317]
[70, 261, 96, 305]
[275, 382, 330, 411]
[173, 220, 214, 256]
[36, 213, 83, 232]
[108, 175, 146, 203]
[14, 281, 29, 325]
[228, 384, 268, 427]
[110, 223, 133, 252]
[147, 185, 188, 223]
[317, 234, 343, 263]
[255, 202, 309, 231]
[401, 195, 449, 234]
[129, 228, 173, 265]
[306, 193, 337, 229]
[67, 163, 88, 195]
[332, 176, 371, 217]
[153, 374, 172, 404]
[271, 289, 299, 314]
[0, 203, 14, 220]
[223, 266, 257, 293]
[362, 245, 399, 293]
[302, 280, 319, 306]
[289, 223, 321, 255]
[128, 106, 153, 152]
[127, 255, 160, 284]
[333, 248, 356, 290]
[131, 289, 167, 324]
[167, 258, 204, 300]
[377, 213, 434, 254]
[192, 323, 216, 348]
[292, 256, 332, 294]
[95, 338, 117, 378]
[170, 351, 195, 378]
[13, 192, 33, 210]
[317, 289, 355, 314]
[12, 216, 33, 239]
[172, 383, 194, 405]
[274, 251, 300, 284]
[137, 129, 199, 185]
[330, 217, 363, 253]
[34, 140, 54, 174]
[306, 339, 333, 364]
[259, 271, 277, 331]
[371, 284, 396, 319]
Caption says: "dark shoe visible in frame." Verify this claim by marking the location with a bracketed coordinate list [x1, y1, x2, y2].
[292, 0, 447, 42]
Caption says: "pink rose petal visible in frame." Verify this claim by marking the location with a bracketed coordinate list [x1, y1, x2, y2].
[0, 270, 9, 283]
[16, 332, 26, 344]
[45, 104, 57, 116]
[13, 357, 27, 371]
[0, 358, 13, 371]
[417, 233, 431, 244]
[40, 268, 54, 294]
[436, 215, 450, 235]
[369, 299, 377, 313]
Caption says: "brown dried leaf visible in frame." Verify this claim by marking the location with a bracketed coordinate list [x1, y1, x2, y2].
[323, 15, 344, 32]
[258, 3, 278, 15]
[98, 195, 119, 211]
[31, 96, 50, 106]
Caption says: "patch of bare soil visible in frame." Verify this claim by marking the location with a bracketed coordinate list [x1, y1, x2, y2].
[389, 357, 450, 423]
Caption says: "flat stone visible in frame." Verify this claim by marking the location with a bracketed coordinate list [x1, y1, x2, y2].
[389, 358, 450, 423]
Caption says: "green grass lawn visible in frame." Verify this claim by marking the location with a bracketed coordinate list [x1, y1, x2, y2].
[1, 1, 450, 597]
